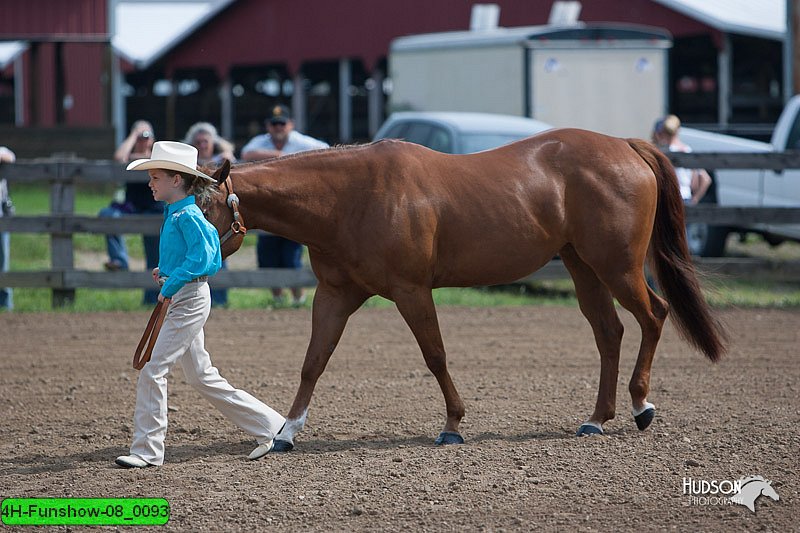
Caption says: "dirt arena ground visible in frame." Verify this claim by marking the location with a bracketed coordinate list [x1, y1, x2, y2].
[1, 305, 797, 531]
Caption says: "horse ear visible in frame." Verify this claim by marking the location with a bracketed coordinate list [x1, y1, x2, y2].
[211, 159, 231, 185]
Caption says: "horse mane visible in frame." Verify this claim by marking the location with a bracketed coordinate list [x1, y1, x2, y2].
[739, 475, 770, 486]
[231, 140, 393, 171]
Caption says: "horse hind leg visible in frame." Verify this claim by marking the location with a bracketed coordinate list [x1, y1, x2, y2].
[628, 285, 669, 431]
[273, 281, 369, 452]
[392, 285, 465, 445]
[592, 257, 669, 432]
[561, 245, 624, 437]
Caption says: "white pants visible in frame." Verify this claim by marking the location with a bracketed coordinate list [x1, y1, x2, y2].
[130, 281, 285, 465]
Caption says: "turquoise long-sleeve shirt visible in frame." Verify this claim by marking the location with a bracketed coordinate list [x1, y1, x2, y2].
[158, 195, 221, 298]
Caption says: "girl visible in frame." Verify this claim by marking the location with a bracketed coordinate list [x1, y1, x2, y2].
[115, 141, 284, 468]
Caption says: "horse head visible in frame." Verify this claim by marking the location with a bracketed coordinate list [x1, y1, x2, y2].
[198, 159, 247, 259]
[732, 476, 780, 513]
[760, 481, 780, 502]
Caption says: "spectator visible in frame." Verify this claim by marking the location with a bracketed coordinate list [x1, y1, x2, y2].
[0, 145, 16, 310]
[183, 122, 236, 307]
[105, 120, 162, 304]
[184, 122, 236, 166]
[240, 105, 328, 307]
[652, 114, 713, 255]
[652, 115, 712, 206]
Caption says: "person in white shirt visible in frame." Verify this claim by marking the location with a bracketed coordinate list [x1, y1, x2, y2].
[240, 105, 329, 306]
[652, 114, 713, 256]
[652, 114, 711, 205]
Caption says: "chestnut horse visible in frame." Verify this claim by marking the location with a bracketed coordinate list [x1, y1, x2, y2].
[201, 128, 726, 451]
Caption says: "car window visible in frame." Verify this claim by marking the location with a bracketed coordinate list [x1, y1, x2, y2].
[403, 123, 434, 146]
[461, 133, 528, 154]
[427, 126, 454, 153]
[786, 112, 800, 150]
[382, 123, 409, 140]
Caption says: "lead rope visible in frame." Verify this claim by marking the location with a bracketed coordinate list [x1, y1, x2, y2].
[133, 298, 171, 370]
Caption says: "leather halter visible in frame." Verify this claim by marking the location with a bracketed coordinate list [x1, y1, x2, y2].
[219, 176, 247, 245]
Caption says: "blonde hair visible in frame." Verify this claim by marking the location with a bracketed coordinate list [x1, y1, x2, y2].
[661, 114, 681, 136]
[177, 171, 216, 205]
[183, 122, 234, 156]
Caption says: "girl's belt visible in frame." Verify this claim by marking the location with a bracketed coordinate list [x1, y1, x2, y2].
[157, 275, 208, 286]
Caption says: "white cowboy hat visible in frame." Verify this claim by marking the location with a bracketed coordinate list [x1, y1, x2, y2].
[126, 141, 214, 182]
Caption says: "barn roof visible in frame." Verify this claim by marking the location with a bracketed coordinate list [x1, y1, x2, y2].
[111, 0, 234, 69]
[653, 0, 784, 41]
[0, 41, 26, 69]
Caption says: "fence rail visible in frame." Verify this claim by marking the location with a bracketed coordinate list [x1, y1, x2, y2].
[0, 268, 318, 290]
[1, 155, 799, 307]
[668, 151, 800, 170]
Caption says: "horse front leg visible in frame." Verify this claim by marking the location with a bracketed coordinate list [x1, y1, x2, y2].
[273, 282, 369, 452]
[392, 286, 465, 445]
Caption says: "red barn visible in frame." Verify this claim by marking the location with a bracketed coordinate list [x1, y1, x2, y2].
[0, 0, 113, 156]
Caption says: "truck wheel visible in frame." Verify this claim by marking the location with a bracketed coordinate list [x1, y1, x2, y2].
[687, 223, 729, 257]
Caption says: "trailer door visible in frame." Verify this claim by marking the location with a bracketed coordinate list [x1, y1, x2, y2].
[529, 45, 667, 139]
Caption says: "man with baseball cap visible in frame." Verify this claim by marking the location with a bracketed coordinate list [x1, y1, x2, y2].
[241, 104, 329, 306]
[240, 105, 328, 160]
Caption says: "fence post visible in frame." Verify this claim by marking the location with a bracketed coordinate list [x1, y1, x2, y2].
[50, 161, 75, 307]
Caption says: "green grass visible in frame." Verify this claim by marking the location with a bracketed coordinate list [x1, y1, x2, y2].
[4, 185, 800, 313]
[704, 279, 800, 308]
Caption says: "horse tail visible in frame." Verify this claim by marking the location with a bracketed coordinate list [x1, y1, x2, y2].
[626, 138, 727, 362]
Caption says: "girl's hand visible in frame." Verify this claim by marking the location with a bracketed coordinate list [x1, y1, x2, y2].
[151, 268, 160, 283]
[157, 293, 165, 303]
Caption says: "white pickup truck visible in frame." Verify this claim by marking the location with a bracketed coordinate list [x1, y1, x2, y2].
[680, 95, 800, 256]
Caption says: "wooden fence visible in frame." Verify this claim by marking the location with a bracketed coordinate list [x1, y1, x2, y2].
[1, 154, 799, 307]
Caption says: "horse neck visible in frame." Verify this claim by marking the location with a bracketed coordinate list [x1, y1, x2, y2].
[233, 154, 345, 247]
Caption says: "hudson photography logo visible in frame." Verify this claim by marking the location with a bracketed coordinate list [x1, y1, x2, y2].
[683, 475, 780, 513]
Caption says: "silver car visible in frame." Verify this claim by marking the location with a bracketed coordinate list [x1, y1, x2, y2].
[373, 111, 552, 154]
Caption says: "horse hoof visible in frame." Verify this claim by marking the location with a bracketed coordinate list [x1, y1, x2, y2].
[434, 431, 464, 445]
[576, 423, 604, 437]
[634, 407, 656, 431]
[271, 439, 294, 453]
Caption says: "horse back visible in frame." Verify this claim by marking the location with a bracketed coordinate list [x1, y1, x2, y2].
[363, 131, 657, 287]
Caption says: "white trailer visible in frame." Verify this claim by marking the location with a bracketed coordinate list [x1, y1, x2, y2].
[389, 24, 671, 140]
